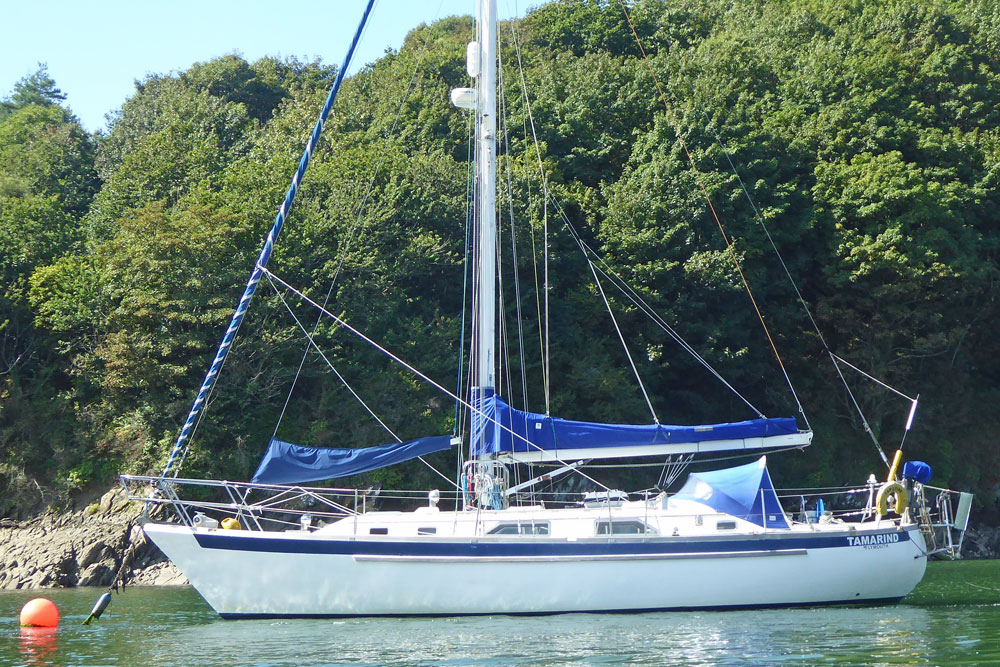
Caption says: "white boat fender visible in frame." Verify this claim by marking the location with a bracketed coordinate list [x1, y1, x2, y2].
[82, 592, 112, 625]
[876, 481, 908, 517]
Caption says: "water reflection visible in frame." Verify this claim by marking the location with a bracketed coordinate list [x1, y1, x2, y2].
[2, 565, 1000, 667]
[19, 626, 59, 666]
[137, 604, 947, 666]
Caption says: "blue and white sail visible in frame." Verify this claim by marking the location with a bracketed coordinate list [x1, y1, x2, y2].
[472, 390, 811, 463]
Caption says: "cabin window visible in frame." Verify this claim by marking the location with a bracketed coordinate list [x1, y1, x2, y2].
[418, 527, 437, 535]
[487, 522, 550, 535]
[716, 521, 737, 531]
[369, 527, 388, 535]
[595, 520, 652, 535]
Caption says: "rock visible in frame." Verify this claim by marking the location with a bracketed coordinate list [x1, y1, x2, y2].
[962, 525, 1000, 559]
[129, 561, 187, 586]
[78, 563, 113, 587]
[78, 540, 109, 569]
[53, 549, 78, 587]
[0, 485, 153, 590]
[28, 571, 51, 588]
[98, 487, 130, 515]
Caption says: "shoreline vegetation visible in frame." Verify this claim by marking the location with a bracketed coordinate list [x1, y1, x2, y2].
[2, 0, 999, 581]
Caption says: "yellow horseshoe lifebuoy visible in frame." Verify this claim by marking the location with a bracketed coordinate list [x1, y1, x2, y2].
[875, 481, 908, 517]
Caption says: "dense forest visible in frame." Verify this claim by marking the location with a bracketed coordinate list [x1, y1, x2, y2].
[1, 0, 998, 518]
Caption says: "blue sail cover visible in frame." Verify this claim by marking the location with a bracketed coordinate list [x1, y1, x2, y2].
[470, 390, 802, 462]
[251, 435, 453, 485]
[672, 457, 788, 528]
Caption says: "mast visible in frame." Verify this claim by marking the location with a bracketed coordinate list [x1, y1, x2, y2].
[475, 0, 498, 395]
[451, 0, 497, 466]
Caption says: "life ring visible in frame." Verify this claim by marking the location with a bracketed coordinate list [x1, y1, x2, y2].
[876, 481, 908, 517]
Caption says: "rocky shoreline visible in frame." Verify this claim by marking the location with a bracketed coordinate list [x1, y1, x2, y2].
[2, 487, 998, 591]
[0, 487, 186, 591]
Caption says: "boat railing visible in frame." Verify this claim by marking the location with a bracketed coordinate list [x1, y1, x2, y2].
[121, 476, 662, 530]
[120, 475, 466, 532]
[911, 483, 973, 559]
[777, 483, 880, 524]
[122, 475, 972, 555]
[777, 481, 972, 557]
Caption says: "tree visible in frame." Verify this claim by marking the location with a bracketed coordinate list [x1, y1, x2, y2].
[1, 64, 67, 119]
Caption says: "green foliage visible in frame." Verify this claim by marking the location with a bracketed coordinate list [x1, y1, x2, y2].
[0, 104, 98, 215]
[1, 0, 999, 516]
[1, 63, 67, 119]
[0, 92, 93, 385]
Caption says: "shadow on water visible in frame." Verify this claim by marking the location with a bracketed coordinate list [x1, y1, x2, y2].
[2, 560, 999, 666]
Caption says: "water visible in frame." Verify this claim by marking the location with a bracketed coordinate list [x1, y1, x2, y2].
[2, 560, 999, 666]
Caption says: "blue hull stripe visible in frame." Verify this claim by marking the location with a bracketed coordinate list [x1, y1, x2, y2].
[193, 526, 916, 558]
[217, 596, 906, 620]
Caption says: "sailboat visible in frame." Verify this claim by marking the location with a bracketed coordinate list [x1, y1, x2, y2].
[125, 0, 972, 618]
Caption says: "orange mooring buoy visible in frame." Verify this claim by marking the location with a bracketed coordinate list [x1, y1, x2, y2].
[19, 598, 59, 627]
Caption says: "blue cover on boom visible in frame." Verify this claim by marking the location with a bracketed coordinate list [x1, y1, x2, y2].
[672, 456, 789, 529]
[251, 435, 453, 485]
[469, 390, 800, 460]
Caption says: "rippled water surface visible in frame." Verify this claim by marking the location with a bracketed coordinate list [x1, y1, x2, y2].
[2, 560, 998, 666]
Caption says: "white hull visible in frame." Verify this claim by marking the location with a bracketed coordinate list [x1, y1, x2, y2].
[144, 522, 927, 617]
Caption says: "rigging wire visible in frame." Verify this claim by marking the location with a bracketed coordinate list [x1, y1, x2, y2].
[549, 197, 766, 417]
[265, 272, 461, 490]
[680, 58, 900, 466]
[506, 15, 551, 415]
[584, 239, 660, 423]
[832, 353, 918, 455]
[260, 265, 611, 491]
[583, 249, 765, 418]
[160, 0, 377, 478]
[704, 130, 888, 463]
[266, 273, 400, 443]
[502, 11, 750, 425]
[455, 94, 476, 487]
[614, 0, 810, 432]
[501, 7, 768, 427]
[497, 43, 531, 412]
[657, 454, 694, 490]
[272, 0, 445, 441]
[830, 354, 916, 403]
[501, 12, 770, 425]
[546, 192, 757, 423]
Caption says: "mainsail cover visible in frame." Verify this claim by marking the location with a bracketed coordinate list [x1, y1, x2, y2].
[471, 390, 808, 463]
[671, 456, 789, 529]
[252, 435, 453, 485]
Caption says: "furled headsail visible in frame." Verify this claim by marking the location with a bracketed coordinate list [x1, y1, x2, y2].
[472, 390, 811, 463]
